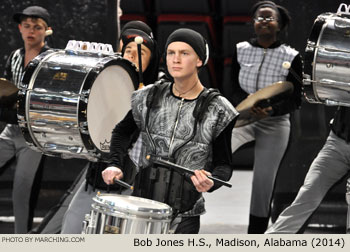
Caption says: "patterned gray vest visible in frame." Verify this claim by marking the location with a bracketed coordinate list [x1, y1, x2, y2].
[131, 82, 238, 171]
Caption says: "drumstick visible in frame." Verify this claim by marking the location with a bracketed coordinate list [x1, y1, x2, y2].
[112, 177, 134, 190]
[147, 155, 232, 188]
[282, 61, 302, 84]
[134, 36, 144, 89]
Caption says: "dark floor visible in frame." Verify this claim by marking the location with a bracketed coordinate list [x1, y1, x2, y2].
[0, 184, 69, 234]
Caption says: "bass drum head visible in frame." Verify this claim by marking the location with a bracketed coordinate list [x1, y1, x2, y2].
[87, 63, 136, 154]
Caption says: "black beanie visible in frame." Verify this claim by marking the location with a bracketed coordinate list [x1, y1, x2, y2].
[120, 20, 153, 39]
[165, 28, 208, 66]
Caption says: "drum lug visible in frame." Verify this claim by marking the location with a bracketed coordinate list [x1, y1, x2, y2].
[305, 44, 315, 53]
[302, 74, 312, 85]
[82, 214, 91, 234]
[80, 98, 88, 103]
[18, 122, 26, 128]
[87, 150, 101, 159]
[325, 99, 350, 107]
[80, 129, 89, 134]
[32, 119, 48, 126]
[33, 88, 48, 93]
[44, 143, 58, 151]
[17, 115, 25, 121]
[68, 146, 83, 153]
[79, 122, 89, 134]
[18, 89, 27, 95]
[81, 89, 90, 97]
[59, 121, 75, 129]
[59, 90, 78, 96]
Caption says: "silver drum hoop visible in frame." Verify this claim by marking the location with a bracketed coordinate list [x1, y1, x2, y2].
[83, 194, 172, 234]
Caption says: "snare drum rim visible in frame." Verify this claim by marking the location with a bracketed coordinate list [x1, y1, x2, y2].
[78, 57, 139, 161]
[91, 203, 172, 222]
[93, 194, 173, 220]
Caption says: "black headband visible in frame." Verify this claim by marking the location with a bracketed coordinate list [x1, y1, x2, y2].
[252, 1, 292, 30]
[121, 29, 155, 53]
[258, 3, 279, 12]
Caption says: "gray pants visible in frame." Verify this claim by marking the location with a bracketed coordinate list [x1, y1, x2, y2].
[0, 126, 42, 234]
[231, 115, 290, 217]
[38, 167, 87, 234]
[266, 131, 350, 233]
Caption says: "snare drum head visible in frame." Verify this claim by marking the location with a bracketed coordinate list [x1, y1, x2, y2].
[93, 194, 172, 219]
[87, 60, 137, 154]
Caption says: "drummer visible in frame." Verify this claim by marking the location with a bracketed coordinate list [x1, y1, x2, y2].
[0, 6, 52, 234]
[223, 1, 302, 233]
[266, 105, 350, 233]
[102, 28, 238, 234]
[266, 5, 350, 233]
[60, 20, 160, 234]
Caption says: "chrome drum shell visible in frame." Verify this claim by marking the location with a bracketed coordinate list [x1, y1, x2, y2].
[304, 13, 350, 106]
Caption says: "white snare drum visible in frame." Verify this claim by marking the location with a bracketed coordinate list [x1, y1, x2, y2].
[303, 7, 350, 106]
[83, 194, 172, 234]
[17, 49, 138, 161]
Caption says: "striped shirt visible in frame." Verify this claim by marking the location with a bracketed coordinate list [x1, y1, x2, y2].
[4, 44, 50, 87]
[1, 45, 50, 139]
[4, 48, 25, 87]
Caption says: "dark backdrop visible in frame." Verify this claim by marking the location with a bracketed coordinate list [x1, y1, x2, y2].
[275, 0, 348, 54]
[0, 0, 347, 76]
[0, 0, 118, 75]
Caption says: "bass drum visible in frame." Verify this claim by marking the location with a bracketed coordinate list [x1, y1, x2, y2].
[304, 10, 350, 106]
[83, 194, 172, 234]
[18, 49, 138, 161]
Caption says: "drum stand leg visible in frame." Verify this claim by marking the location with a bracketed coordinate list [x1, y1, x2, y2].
[99, 214, 106, 234]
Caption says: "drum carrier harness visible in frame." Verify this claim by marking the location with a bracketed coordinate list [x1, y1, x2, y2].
[132, 82, 221, 215]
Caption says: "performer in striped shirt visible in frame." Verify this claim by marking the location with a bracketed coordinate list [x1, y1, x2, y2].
[0, 6, 52, 233]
